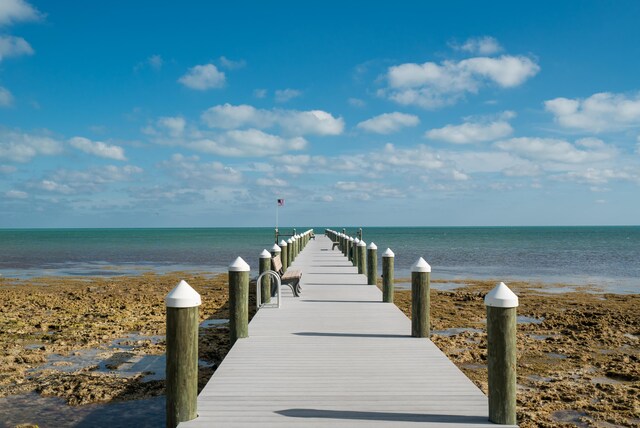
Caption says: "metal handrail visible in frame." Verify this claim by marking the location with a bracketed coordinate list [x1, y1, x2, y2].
[256, 270, 281, 309]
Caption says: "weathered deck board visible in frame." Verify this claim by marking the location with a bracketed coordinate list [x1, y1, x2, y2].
[180, 235, 516, 427]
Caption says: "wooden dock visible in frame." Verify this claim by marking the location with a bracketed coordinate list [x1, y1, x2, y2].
[180, 235, 516, 427]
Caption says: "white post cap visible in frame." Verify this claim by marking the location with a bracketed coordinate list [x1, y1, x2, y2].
[271, 243, 281, 252]
[287, 238, 293, 243]
[485, 282, 519, 308]
[382, 248, 395, 257]
[354, 238, 360, 244]
[229, 256, 250, 272]
[411, 257, 431, 273]
[259, 249, 271, 259]
[358, 240, 366, 247]
[165, 280, 202, 308]
[367, 242, 377, 250]
[279, 239, 287, 246]
[349, 237, 354, 241]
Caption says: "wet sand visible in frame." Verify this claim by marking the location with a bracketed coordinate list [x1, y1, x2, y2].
[0, 274, 638, 427]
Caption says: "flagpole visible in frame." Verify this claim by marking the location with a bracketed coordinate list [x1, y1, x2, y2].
[275, 200, 279, 243]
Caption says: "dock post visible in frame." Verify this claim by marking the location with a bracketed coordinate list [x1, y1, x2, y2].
[270, 243, 281, 296]
[279, 239, 288, 271]
[366, 242, 377, 285]
[165, 280, 201, 428]
[358, 227, 363, 240]
[353, 238, 360, 267]
[485, 282, 518, 425]
[357, 240, 367, 275]
[229, 257, 250, 346]
[259, 249, 271, 305]
[411, 257, 431, 338]
[346, 236, 353, 261]
[382, 248, 394, 302]
[287, 237, 294, 266]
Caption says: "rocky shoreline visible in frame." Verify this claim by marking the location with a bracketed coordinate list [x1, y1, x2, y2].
[0, 273, 638, 427]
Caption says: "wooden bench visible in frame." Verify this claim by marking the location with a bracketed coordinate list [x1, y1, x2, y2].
[271, 254, 302, 297]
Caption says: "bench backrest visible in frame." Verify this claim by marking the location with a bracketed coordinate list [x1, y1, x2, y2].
[271, 255, 284, 275]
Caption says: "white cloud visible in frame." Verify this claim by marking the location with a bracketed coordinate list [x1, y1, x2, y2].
[219, 56, 246, 70]
[275, 88, 302, 103]
[254, 88, 267, 98]
[178, 64, 225, 90]
[348, 98, 366, 107]
[31, 165, 143, 194]
[426, 119, 513, 143]
[201, 103, 344, 136]
[0, 35, 33, 61]
[453, 36, 503, 56]
[333, 181, 405, 199]
[157, 116, 186, 137]
[0, 130, 63, 162]
[0, 87, 13, 107]
[0, 0, 42, 26]
[357, 112, 420, 134]
[383, 55, 540, 109]
[494, 137, 616, 164]
[0, 164, 17, 173]
[545, 92, 640, 132]
[554, 167, 640, 185]
[256, 177, 287, 187]
[134, 54, 163, 72]
[188, 129, 307, 157]
[5, 189, 27, 199]
[69, 137, 127, 161]
[159, 154, 242, 185]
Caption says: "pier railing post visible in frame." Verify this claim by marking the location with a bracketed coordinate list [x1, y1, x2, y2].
[353, 238, 360, 267]
[165, 280, 201, 428]
[279, 239, 288, 271]
[357, 240, 367, 275]
[229, 257, 250, 346]
[287, 237, 294, 266]
[346, 236, 353, 261]
[259, 249, 271, 305]
[485, 282, 518, 425]
[270, 243, 281, 296]
[366, 242, 377, 285]
[382, 248, 394, 302]
[411, 257, 431, 338]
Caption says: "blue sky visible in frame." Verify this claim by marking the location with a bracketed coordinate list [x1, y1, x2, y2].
[1, 0, 640, 227]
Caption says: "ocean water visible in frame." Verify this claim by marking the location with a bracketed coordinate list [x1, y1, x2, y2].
[0, 226, 638, 293]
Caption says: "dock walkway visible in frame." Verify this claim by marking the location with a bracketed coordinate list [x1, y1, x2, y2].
[181, 235, 515, 427]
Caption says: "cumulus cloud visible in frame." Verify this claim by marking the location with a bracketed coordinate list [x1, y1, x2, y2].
[333, 181, 404, 200]
[178, 64, 225, 90]
[134, 54, 163, 72]
[453, 36, 503, 56]
[0, 0, 42, 26]
[5, 189, 27, 199]
[0, 35, 33, 61]
[0, 164, 17, 174]
[0, 130, 63, 162]
[348, 98, 366, 107]
[382, 55, 539, 109]
[545, 92, 640, 132]
[253, 89, 267, 99]
[157, 116, 186, 137]
[494, 137, 616, 164]
[30, 165, 142, 194]
[201, 103, 344, 136]
[426, 116, 513, 143]
[256, 177, 287, 187]
[0, 87, 13, 107]
[159, 153, 242, 185]
[188, 129, 307, 157]
[219, 56, 246, 70]
[275, 89, 302, 103]
[357, 112, 419, 134]
[69, 137, 127, 161]
[554, 167, 640, 186]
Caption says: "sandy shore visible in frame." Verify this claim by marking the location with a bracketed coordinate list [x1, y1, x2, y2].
[0, 273, 638, 427]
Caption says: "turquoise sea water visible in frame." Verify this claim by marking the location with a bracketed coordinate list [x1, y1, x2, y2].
[0, 226, 638, 292]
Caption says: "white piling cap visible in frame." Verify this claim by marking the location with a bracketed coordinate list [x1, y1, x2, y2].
[354, 238, 360, 244]
[271, 243, 281, 252]
[259, 249, 271, 259]
[349, 236, 354, 241]
[279, 239, 287, 246]
[367, 242, 377, 250]
[287, 238, 293, 243]
[382, 248, 395, 257]
[358, 240, 366, 247]
[485, 282, 519, 308]
[165, 280, 202, 308]
[229, 256, 250, 272]
[411, 257, 431, 273]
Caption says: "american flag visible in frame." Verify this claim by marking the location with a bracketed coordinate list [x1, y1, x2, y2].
[277, 199, 285, 206]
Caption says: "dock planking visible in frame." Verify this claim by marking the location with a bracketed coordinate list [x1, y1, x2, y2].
[180, 235, 517, 427]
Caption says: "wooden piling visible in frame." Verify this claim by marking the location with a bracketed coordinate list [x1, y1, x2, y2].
[357, 240, 367, 275]
[259, 249, 271, 305]
[382, 248, 395, 303]
[485, 282, 518, 425]
[353, 238, 360, 267]
[366, 242, 377, 285]
[280, 239, 288, 271]
[411, 257, 431, 338]
[287, 237, 294, 266]
[228, 257, 249, 345]
[165, 280, 201, 428]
